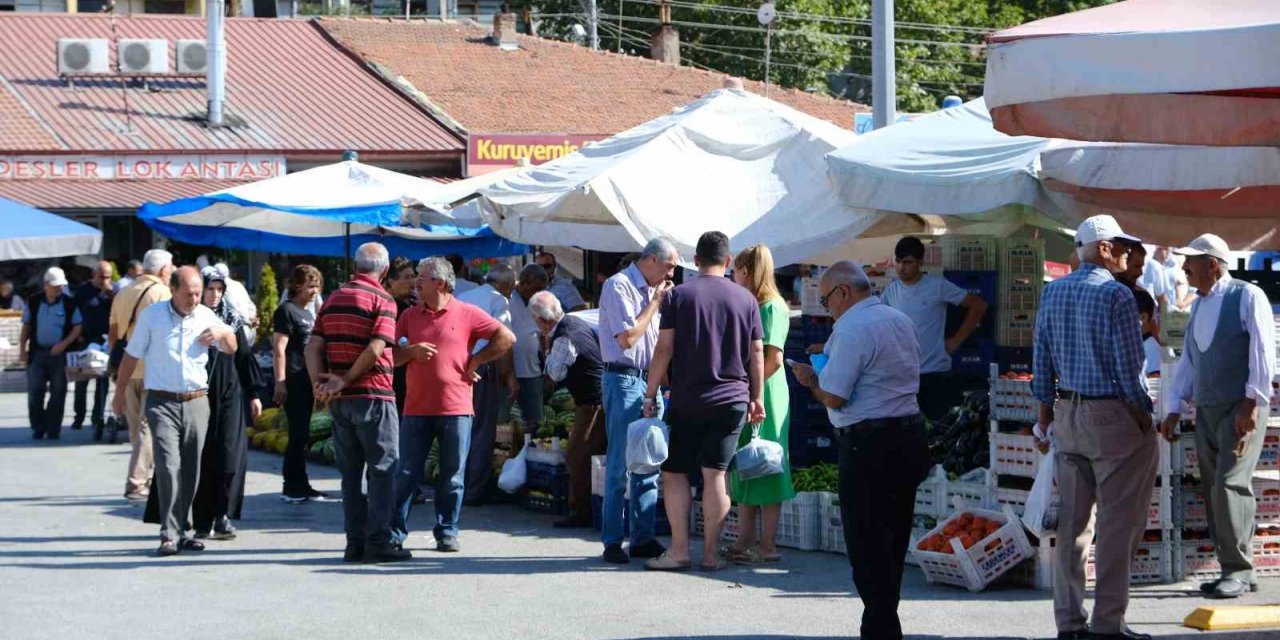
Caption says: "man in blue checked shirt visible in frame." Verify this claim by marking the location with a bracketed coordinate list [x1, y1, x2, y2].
[1033, 215, 1157, 640]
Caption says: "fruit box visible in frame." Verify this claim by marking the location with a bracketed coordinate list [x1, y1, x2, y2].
[990, 375, 1037, 423]
[991, 432, 1042, 478]
[910, 505, 1032, 592]
[914, 465, 948, 519]
[775, 492, 824, 551]
[691, 500, 742, 544]
[1087, 540, 1171, 585]
[1177, 532, 1280, 581]
[1180, 477, 1280, 529]
[820, 492, 847, 554]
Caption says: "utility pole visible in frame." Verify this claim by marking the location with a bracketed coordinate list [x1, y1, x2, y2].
[589, 0, 599, 50]
[872, 0, 896, 130]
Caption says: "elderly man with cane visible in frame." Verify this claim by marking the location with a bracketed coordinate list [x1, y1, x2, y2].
[1033, 215, 1158, 640]
[1161, 233, 1275, 599]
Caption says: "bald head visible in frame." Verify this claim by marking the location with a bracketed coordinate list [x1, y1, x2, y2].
[92, 260, 113, 290]
[170, 266, 204, 315]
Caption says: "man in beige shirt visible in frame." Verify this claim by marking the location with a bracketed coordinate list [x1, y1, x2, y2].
[109, 249, 174, 501]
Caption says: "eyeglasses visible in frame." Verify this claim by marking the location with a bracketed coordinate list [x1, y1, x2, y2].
[819, 284, 846, 311]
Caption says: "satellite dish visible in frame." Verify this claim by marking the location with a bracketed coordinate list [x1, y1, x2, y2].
[757, 2, 777, 26]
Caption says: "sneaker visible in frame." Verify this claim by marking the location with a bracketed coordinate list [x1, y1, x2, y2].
[363, 543, 413, 563]
[212, 516, 237, 541]
[628, 539, 667, 560]
[602, 543, 630, 564]
[281, 491, 309, 504]
[343, 544, 365, 563]
[305, 488, 332, 502]
[437, 536, 461, 553]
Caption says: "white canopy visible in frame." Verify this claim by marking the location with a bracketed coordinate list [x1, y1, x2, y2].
[475, 89, 883, 266]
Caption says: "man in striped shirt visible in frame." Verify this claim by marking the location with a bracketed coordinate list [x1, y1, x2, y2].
[305, 242, 409, 564]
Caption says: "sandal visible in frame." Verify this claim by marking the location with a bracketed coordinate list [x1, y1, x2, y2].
[156, 540, 178, 556]
[180, 538, 206, 552]
[643, 551, 692, 572]
[700, 556, 730, 572]
[731, 547, 782, 565]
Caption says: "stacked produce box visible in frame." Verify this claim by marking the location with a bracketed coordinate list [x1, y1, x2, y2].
[787, 314, 838, 467]
[989, 363, 1176, 588]
[942, 235, 998, 375]
[994, 238, 1043, 374]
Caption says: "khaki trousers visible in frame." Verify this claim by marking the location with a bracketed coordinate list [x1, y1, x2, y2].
[1053, 396, 1159, 635]
[123, 378, 153, 496]
[1196, 400, 1267, 583]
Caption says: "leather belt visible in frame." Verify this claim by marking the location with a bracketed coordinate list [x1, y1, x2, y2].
[839, 414, 924, 434]
[1058, 390, 1118, 401]
[604, 362, 647, 380]
[149, 389, 209, 402]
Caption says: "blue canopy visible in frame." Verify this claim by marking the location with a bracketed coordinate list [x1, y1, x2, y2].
[136, 161, 527, 259]
[0, 196, 102, 260]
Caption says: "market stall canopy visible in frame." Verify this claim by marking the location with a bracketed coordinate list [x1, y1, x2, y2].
[984, 0, 1280, 146]
[825, 98, 1062, 219]
[138, 160, 526, 258]
[474, 88, 884, 266]
[0, 196, 102, 261]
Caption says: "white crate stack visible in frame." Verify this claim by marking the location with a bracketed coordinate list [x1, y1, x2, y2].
[995, 238, 1044, 348]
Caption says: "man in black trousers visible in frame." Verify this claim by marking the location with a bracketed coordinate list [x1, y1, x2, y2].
[72, 260, 114, 432]
[789, 260, 930, 640]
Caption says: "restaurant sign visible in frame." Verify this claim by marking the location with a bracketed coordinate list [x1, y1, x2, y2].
[466, 134, 604, 176]
[0, 155, 286, 181]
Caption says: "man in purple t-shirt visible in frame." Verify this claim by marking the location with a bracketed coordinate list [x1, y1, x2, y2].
[642, 231, 765, 572]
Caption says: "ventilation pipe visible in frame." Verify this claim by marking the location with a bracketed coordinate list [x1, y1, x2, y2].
[207, 0, 227, 127]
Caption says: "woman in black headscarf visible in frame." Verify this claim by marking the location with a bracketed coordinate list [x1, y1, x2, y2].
[192, 266, 264, 539]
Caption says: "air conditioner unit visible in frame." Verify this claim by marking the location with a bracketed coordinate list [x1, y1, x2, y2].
[176, 39, 208, 74]
[117, 39, 168, 74]
[57, 38, 110, 75]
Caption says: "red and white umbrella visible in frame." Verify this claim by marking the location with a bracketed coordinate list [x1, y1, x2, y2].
[984, 0, 1280, 146]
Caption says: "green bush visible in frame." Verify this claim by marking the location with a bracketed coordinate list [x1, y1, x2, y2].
[257, 263, 279, 345]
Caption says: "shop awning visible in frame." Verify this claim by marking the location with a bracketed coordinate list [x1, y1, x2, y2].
[0, 196, 101, 260]
[984, 0, 1280, 146]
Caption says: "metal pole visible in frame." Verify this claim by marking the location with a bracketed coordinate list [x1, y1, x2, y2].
[344, 223, 352, 276]
[871, 0, 895, 130]
[207, 0, 226, 127]
[589, 0, 599, 51]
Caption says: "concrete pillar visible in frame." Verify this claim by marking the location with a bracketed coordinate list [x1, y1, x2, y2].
[650, 24, 679, 65]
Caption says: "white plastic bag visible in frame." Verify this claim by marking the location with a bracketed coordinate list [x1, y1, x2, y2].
[626, 418, 669, 474]
[733, 423, 785, 481]
[1022, 447, 1059, 538]
[497, 445, 529, 494]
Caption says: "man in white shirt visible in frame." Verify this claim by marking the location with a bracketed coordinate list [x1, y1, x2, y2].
[112, 267, 237, 556]
[881, 237, 988, 420]
[1160, 234, 1275, 599]
[789, 261, 930, 640]
[457, 263, 516, 504]
[536, 252, 588, 312]
[509, 264, 549, 428]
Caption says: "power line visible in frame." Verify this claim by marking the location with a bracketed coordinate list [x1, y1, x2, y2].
[596, 12, 987, 49]
[620, 0, 995, 35]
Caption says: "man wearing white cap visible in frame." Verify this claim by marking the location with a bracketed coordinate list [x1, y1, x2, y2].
[19, 267, 83, 440]
[1032, 215, 1157, 640]
[1160, 233, 1275, 599]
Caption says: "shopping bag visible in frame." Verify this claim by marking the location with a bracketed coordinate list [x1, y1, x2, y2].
[733, 423, 784, 481]
[497, 445, 529, 494]
[1021, 447, 1059, 538]
[626, 418, 669, 474]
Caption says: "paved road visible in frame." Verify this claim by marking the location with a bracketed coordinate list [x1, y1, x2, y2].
[0, 391, 1276, 640]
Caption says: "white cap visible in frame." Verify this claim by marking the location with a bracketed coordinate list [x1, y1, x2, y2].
[1075, 214, 1141, 246]
[43, 267, 68, 287]
[1173, 233, 1231, 263]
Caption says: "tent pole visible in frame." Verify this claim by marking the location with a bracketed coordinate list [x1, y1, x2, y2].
[345, 223, 352, 276]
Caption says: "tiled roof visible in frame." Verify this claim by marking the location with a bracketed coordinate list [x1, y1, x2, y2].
[0, 179, 247, 210]
[0, 14, 463, 155]
[319, 18, 868, 135]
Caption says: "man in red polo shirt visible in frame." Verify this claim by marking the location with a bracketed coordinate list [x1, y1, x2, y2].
[391, 256, 515, 552]
[304, 242, 408, 564]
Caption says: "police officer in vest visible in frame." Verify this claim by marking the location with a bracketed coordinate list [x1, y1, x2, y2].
[19, 267, 83, 440]
[528, 290, 606, 528]
[1161, 233, 1276, 599]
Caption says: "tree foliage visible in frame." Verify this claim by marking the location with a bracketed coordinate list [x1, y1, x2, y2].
[529, 0, 1114, 113]
[256, 263, 279, 345]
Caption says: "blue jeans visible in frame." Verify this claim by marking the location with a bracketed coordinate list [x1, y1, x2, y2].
[601, 371, 661, 547]
[392, 415, 472, 543]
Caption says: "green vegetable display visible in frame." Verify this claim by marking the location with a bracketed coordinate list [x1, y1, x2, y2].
[792, 463, 839, 493]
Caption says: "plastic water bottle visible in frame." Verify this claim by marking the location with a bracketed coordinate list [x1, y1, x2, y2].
[398, 337, 409, 347]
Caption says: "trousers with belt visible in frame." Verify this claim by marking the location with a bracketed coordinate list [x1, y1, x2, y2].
[1196, 399, 1267, 583]
[26, 347, 67, 437]
[143, 394, 210, 541]
[1053, 396, 1159, 635]
[837, 416, 931, 640]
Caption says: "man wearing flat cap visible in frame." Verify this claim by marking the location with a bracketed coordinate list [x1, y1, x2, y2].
[1161, 233, 1275, 599]
[1033, 215, 1158, 640]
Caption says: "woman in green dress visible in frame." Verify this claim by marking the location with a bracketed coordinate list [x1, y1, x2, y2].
[727, 244, 795, 563]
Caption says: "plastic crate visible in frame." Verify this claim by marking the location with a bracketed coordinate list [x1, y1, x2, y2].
[1160, 309, 1190, 350]
[521, 486, 569, 515]
[1180, 476, 1280, 529]
[775, 492, 824, 551]
[915, 465, 948, 518]
[1173, 428, 1280, 474]
[906, 526, 931, 567]
[691, 500, 742, 544]
[991, 432, 1041, 478]
[910, 505, 1032, 591]
[527, 460, 569, 492]
[998, 281, 1041, 314]
[820, 492, 847, 554]
[997, 311, 1036, 348]
[990, 375, 1037, 423]
[996, 484, 1170, 530]
[944, 271, 999, 307]
[1086, 540, 1173, 585]
[945, 468, 994, 510]
[951, 339, 995, 376]
[998, 238, 1045, 281]
[525, 440, 567, 466]
[996, 347, 1033, 374]
[942, 236, 998, 271]
[1177, 533, 1280, 581]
